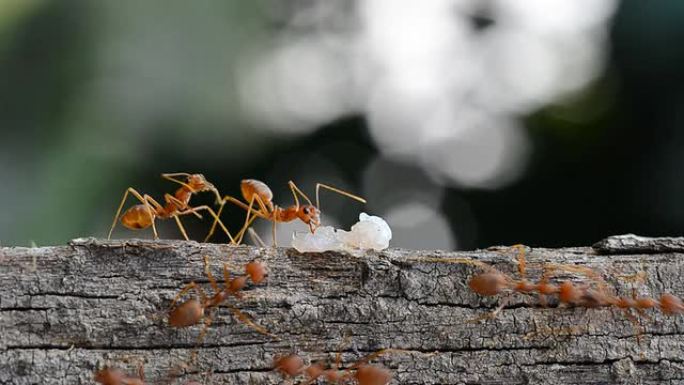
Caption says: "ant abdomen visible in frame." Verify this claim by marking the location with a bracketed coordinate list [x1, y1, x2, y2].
[169, 299, 204, 327]
[94, 368, 144, 385]
[468, 272, 509, 296]
[659, 294, 684, 315]
[245, 261, 267, 284]
[240, 179, 274, 211]
[356, 365, 393, 385]
[121, 205, 154, 230]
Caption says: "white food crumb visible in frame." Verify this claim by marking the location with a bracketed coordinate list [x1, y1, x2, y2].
[292, 213, 392, 253]
[291, 226, 342, 253]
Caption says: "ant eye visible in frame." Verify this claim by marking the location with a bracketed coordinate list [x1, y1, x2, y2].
[303, 207, 309, 214]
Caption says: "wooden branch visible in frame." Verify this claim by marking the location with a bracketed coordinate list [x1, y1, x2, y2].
[2, 237, 684, 384]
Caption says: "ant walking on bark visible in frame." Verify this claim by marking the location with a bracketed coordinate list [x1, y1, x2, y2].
[108, 173, 235, 242]
[167, 255, 274, 362]
[204, 179, 366, 246]
[466, 246, 684, 320]
[273, 349, 399, 385]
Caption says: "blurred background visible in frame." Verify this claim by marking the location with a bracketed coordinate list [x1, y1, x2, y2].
[1, 0, 682, 250]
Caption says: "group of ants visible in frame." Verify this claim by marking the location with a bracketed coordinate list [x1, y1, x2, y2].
[93, 173, 684, 385]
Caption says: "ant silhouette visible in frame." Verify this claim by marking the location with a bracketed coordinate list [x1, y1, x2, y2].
[204, 179, 365, 246]
[108, 173, 235, 242]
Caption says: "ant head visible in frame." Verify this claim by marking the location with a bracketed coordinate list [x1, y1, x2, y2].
[186, 174, 209, 190]
[187, 174, 221, 201]
[297, 205, 321, 231]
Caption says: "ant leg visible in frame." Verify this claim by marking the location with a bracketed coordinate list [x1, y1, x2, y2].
[164, 194, 202, 219]
[241, 195, 276, 246]
[272, 218, 277, 247]
[169, 282, 207, 310]
[193, 310, 215, 361]
[137, 362, 145, 382]
[468, 295, 511, 324]
[347, 348, 411, 370]
[511, 244, 527, 279]
[315, 183, 366, 211]
[204, 195, 267, 243]
[108, 188, 158, 240]
[173, 216, 190, 241]
[203, 201, 226, 243]
[227, 304, 278, 339]
[181, 205, 238, 245]
[248, 228, 267, 247]
[141, 194, 166, 240]
[287, 180, 312, 207]
[161, 172, 192, 178]
[234, 195, 266, 245]
[222, 263, 230, 291]
[197, 309, 214, 346]
[152, 194, 199, 241]
[203, 256, 219, 293]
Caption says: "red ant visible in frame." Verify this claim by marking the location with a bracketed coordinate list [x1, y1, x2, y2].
[273, 349, 399, 385]
[204, 179, 366, 245]
[167, 255, 273, 355]
[108, 173, 235, 242]
[94, 367, 145, 385]
[467, 246, 684, 322]
[95, 363, 209, 385]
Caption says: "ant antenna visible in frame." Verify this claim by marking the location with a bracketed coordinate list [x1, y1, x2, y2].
[315, 183, 367, 211]
[288, 181, 313, 208]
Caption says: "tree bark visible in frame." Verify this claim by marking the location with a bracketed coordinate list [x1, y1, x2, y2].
[1, 235, 684, 384]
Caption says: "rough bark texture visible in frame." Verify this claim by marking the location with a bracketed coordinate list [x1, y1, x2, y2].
[2, 237, 684, 384]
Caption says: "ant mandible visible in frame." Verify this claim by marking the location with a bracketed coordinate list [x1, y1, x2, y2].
[108, 173, 235, 242]
[204, 179, 366, 245]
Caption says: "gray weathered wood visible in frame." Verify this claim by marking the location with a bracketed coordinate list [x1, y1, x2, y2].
[1, 237, 684, 384]
[593, 234, 684, 254]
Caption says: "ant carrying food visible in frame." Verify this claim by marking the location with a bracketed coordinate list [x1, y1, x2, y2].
[167, 255, 273, 359]
[108, 173, 235, 242]
[204, 179, 366, 246]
